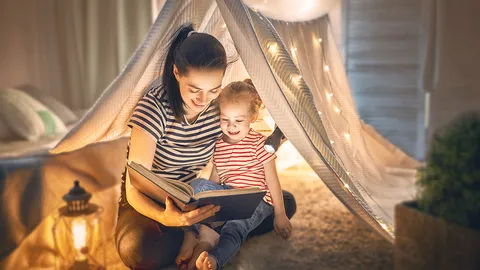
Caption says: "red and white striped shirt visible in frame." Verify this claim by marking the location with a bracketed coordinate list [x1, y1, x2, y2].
[213, 129, 276, 205]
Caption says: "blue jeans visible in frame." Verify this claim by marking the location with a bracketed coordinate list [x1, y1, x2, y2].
[189, 179, 274, 269]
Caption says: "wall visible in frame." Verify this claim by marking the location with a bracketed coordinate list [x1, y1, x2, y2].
[0, 0, 151, 110]
[342, 0, 424, 160]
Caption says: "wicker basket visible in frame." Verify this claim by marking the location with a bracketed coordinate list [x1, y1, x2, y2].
[394, 201, 480, 270]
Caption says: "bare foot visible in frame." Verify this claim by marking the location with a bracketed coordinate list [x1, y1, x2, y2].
[187, 241, 214, 270]
[187, 225, 219, 270]
[176, 231, 198, 268]
[196, 251, 217, 270]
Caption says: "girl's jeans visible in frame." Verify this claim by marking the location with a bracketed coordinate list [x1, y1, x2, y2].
[190, 178, 273, 269]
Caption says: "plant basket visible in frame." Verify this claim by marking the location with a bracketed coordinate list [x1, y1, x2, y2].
[394, 201, 480, 270]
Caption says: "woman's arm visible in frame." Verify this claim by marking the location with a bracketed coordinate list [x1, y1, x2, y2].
[125, 126, 164, 221]
[126, 127, 219, 226]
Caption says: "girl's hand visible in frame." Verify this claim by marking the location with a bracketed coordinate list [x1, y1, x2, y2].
[161, 197, 220, 227]
[274, 213, 292, 239]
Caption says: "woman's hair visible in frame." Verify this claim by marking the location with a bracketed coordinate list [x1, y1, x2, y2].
[162, 23, 227, 120]
[217, 79, 263, 117]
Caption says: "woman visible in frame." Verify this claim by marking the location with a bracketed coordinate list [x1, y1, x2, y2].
[115, 23, 297, 269]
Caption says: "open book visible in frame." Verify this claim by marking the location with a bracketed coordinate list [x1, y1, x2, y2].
[127, 161, 267, 222]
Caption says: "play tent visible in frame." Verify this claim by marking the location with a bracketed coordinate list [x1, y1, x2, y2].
[1, 0, 420, 268]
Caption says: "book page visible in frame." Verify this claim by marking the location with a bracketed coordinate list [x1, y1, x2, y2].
[129, 162, 192, 203]
[193, 187, 263, 200]
[164, 179, 194, 196]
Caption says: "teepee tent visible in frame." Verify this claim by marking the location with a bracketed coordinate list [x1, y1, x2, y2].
[1, 0, 420, 268]
[52, 0, 419, 240]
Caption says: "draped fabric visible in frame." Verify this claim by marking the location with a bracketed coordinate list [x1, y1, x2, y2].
[51, 0, 420, 242]
[0, 0, 151, 110]
[0, 0, 424, 267]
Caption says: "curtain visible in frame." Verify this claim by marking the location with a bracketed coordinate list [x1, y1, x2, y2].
[421, 0, 480, 142]
[0, 0, 151, 110]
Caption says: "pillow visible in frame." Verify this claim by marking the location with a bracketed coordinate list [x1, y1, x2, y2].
[0, 117, 16, 140]
[0, 88, 67, 141]
[16, 84, 78, 125]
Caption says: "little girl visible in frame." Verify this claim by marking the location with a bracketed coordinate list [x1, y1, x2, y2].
[179, 79, 293, 270]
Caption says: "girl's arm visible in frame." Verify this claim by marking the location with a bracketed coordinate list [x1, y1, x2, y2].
[209, 164, 220, 183]
[126, 127, 218, 226]
[264, 160, 286, 215]
[264, 159, 292, 238]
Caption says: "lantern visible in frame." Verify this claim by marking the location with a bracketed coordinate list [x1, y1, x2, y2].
[52, 180, 105, 270]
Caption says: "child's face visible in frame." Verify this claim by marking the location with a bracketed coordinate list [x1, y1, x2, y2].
[219, 102, 255, 144]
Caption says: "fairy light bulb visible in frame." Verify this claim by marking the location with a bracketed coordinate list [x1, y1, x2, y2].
[334, 106, 341, 113]
[344, 132, 351, 140]
[380, 223, 388, 230]
[318, 111, 322, 115]
[291, 47, 297, 59]
[268, 43, 278, 55]
[330, 140, 334, 144]
[221, 24, 227, 29]
[324, 65, 330, 72]
[344, 183, 350, 189]
[292, 75, 302, 85]
[326, 92, 333, 101]
[318, 38, 323, 43]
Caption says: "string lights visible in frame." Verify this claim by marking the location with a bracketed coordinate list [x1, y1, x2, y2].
[257, 11, 393, 237]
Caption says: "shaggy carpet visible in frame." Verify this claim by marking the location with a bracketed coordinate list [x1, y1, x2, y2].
[108, 161, 394, 270]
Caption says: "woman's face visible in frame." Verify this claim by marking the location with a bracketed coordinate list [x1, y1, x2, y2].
[174, 66, 224, 116]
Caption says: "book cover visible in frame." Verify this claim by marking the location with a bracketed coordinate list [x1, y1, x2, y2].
[127, 162, 267, 222]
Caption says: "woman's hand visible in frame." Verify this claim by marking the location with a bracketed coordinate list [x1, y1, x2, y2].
[274, 213, 292, 239]
[160, 197, 220, 227]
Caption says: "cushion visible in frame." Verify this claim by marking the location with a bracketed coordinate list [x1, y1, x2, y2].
[16, 84, 78, 125]
[0, 88, 67, 141]
[0, 117, 16, 140]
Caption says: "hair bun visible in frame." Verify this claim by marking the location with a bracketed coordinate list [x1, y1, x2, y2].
[243, 78, 254, 87]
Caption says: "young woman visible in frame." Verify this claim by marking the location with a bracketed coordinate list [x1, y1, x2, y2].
[115, 24, 297, 269]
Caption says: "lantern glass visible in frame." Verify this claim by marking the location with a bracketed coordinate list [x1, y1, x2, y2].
[52, 206, 105, 270]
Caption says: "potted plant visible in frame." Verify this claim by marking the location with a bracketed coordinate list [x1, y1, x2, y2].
[394, 112, 480, 270]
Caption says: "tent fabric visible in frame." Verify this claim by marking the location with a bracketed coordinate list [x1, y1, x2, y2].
[0, 1, 422, 266]
[50, 0, 419, 241]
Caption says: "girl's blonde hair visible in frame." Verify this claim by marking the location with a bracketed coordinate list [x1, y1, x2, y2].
[217, 79, 263, 117]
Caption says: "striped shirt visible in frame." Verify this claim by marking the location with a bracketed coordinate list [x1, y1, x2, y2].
[128, 85, 222, 182]
[214, 129, 276, 205]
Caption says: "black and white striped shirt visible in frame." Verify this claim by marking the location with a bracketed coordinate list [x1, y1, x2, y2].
[128, 85, 222, 182]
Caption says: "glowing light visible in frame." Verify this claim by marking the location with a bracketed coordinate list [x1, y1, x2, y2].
[380, 223, 388, 230]
[318, 111, 322, 115]
[344, 183, 350, 189]
[72, 218, 87, 261]
[330, 140, 334, 144]
[291, 47, 297, 59]
[344, 133, 351, 140]
[292, 75, 302, 85]
[326, 92, 333, 101]
[221, 24, 227, 29]
[324, 65, 330, 72]
[268, 43, 278, 55]
[318, 38, 323, 43]
[334, 107, 341, 113]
